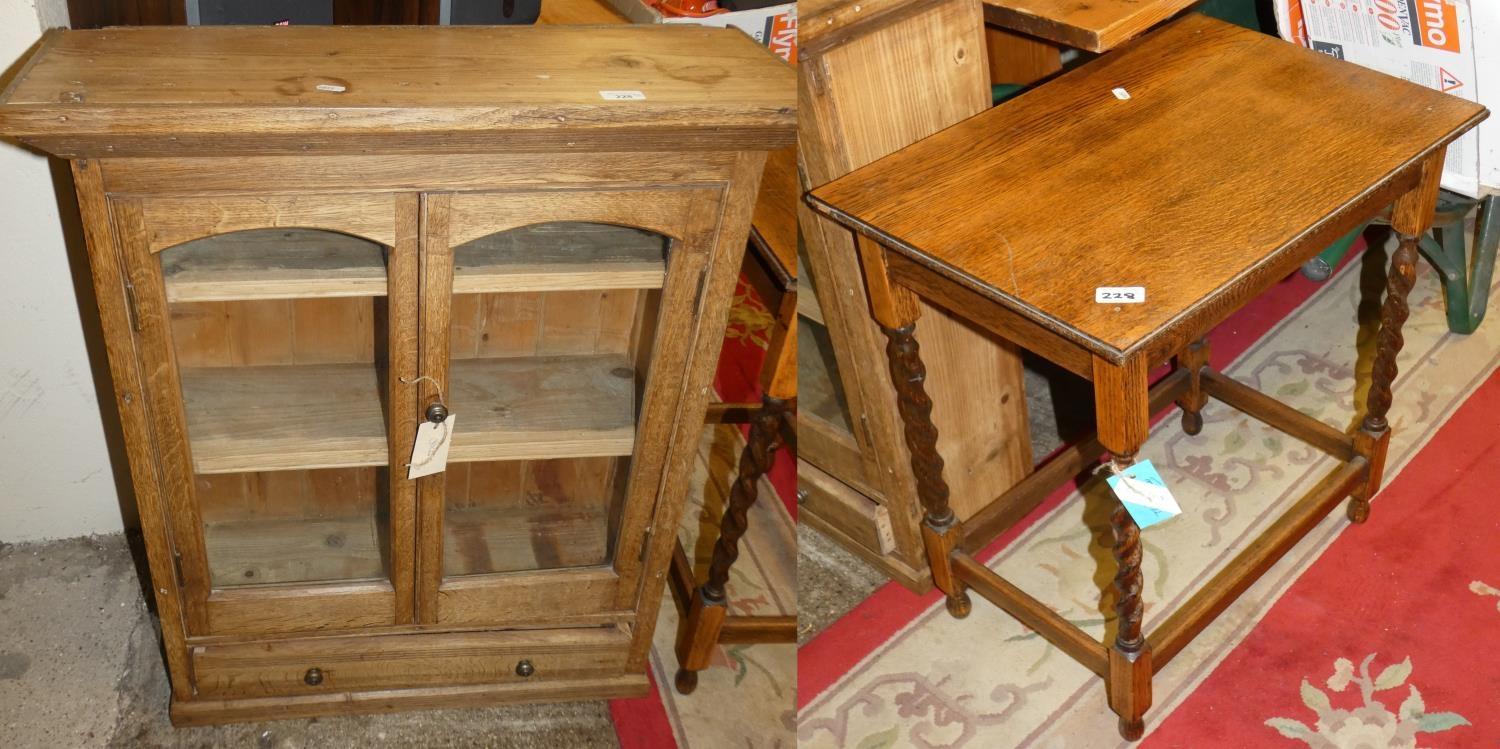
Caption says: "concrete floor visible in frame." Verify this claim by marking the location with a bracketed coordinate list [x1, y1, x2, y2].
[0, 534, 620, 749]
[797, 357, 1091, 641]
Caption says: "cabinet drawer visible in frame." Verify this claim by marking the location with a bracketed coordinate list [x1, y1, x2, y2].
[192, 627, 630, 699]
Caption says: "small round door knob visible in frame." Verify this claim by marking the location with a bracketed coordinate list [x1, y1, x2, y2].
[515, 660, 535, 678]
[425, 402, 449, 423]
[304, 667, 324, 686]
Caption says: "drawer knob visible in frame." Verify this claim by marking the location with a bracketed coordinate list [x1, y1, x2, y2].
[515, 659, 535, 678]
[425, 402, 449, 424]
[304, 667, 324, 686]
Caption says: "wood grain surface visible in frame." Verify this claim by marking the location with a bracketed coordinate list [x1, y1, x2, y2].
[0, 25, 796, 156]
[809, 14, 1488, 364]
[982, 0, 1198, 52]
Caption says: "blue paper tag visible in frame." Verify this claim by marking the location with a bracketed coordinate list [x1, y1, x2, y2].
[1105, 459, 1181, 530]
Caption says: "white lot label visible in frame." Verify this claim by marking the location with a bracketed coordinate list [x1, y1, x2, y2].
[408, 415, 455, 479]
[599, 90, 647, 101]
[1095, 286, 1146, 304]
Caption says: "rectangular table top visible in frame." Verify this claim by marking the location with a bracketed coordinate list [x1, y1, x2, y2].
[807, 14, 1486, 364]
[0, 25, 795, 157]
[982, 0, 1199, 52]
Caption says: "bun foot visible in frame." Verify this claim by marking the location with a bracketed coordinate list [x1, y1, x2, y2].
[945, 590, 972, 619]
[674, 668, 699, 695]
[1118, 717, 1145, 741]
[1347, 498, 1370, 524]
[1181, 410, 1203, 436]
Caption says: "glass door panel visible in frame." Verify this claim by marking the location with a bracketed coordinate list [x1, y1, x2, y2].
[159, 228, 395, 589]
[442, 222, 666, 577]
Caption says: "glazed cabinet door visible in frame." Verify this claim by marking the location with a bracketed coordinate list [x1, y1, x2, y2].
[414, 188, 723, 628]
[114, 193, 420, 637]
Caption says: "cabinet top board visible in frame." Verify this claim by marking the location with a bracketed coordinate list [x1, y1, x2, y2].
[0, 25, 795, 157]
[807, 14, 1488, 363]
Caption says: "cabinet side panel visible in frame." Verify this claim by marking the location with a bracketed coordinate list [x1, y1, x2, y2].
[69, 159, 196, 697]
[800, 0, 1033, 567]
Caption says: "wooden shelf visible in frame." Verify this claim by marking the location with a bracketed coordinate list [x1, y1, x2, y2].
[163, 229, 388, 303]
[181, 355, 637, 474]
[161, 224, 668, 303]
[444, 504, 611, 576]
[452, 222, 667, 294]
[449, 354, 637, 463]
[182, 362, 388, 474]
[204, 501, 612, 587]
[206, 515, 387, 588]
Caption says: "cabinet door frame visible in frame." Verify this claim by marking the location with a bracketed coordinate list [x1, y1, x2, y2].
[414, 186, 727, 628]
[113, 191, 420, 637]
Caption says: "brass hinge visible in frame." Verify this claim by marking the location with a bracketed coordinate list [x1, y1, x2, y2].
[638, 526, 652, 563]
[171, 549, 185, 586]
[123, 280, 142, 333]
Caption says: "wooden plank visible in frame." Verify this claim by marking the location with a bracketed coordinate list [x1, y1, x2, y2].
[0, 26, 796, 157]
[808, 14, 1489, 365]
[203, 582, 395, 637]
[388, 191, 420, 625]
[1201, 370, 1356, 461]
[179, 355, 637, 474]
[204, 515, 386, 588]
[141, 194, 397, 254]
[170, 674, 648, 726]
[98, 152, 744, 196]
[981, 0, 1198, 52]
[953, 552, 1109, 675]
[1147, 458, 1368, 669]
[436, 567, 623, 627]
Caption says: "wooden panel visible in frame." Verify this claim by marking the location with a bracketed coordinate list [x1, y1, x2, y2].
[170, 674, 648, 726]
[982, 0, 1197, 52]
[799, 0, 1029, 571]
[808, 14, 1489, 363]
[436, 567, 623, 626]
[98, 152, 743, 196]
[192, 627, 630, 699]
[984, 25, 1062, 85]
[0, 26, 796, 157]
[447, 189, 709, 248]
[203, 583, 395, 637]
[142, 194, 398, 253]
[70, 160, 196, 698]
[179, 354, 636, 474]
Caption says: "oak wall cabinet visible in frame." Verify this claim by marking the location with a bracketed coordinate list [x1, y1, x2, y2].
[798, 0, 1033, 590]
[0, 25, 794, 724]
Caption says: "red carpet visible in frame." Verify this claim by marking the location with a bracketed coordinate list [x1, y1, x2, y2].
[1145, 366, 1500, 748]
[799, 245, 1370, 709]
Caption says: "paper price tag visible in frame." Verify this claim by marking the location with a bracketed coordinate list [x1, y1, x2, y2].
[1096, 286, 1145, 304]
[1105, 460, 1181, 529]
[408, 414, 456, 479]
[599, 90, 646, 101]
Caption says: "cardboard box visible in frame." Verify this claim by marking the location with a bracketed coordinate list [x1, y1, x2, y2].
[1274, 0, 1495, 196]
[606, 0, 796, 64]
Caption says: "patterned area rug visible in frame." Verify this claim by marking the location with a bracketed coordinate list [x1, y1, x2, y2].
[612, 276, 797, 748]
[798, 243, 1500, 747]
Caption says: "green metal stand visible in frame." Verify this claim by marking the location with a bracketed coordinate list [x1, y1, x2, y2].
[1299, 191, 1498, 334]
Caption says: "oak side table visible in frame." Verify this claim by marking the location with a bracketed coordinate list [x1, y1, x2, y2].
[807, 14, 1487, 740]
[0, 25, 793, 724]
